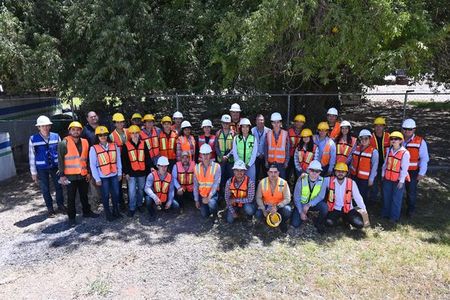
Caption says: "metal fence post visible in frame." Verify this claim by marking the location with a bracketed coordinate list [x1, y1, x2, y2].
[402, 90, 415, 122]
[176, 93, 179, 112]
[287, 94, 291, 123]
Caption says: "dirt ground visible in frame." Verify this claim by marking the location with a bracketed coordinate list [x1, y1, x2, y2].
[0, 101, 449, 299]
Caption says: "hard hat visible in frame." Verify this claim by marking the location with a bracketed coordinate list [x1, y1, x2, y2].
[374, 117, 386, 126]
[334, 162, 348, 172]
[294, 114, 306, 123]
[300, 128, 313, 138]
[35, 115, 53, 127]
[157, 156, 170, 166]
[95, 126, 109, 135]
[266, 212, 282, 227]
[239, 118, 251, 126]
[390, 131, 404, 140]
[201, 119, 213, 128]
[112, 113, 125, 122]
[199, 143, 212, 154]
[307, 160, 323, 171]
[340, 120, 352, 129]
[358, 129, 372, 138]
[161, 116, 172, 124]
[270, 112, 282, 121]
[180, 151, 190, 157]
[221, 114, 231, 123]
[131, 113, 142, 120]
[232, 160, 247, 170]
[142, 114, 155, 122]
[327, 107, 338, 116]
[229, 103, 241, 112]
[181, 120, 192, 129]
[128, 125, 141, 134]
[317, 122, 330, 131]
[68, 121, 83, 130]
[402, 118, 416, 129]
[173, 111, 183, 119]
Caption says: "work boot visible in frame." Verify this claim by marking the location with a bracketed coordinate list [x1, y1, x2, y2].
[47, 208, 56, 218]
[83, 211, 100, 218]
[57, 205, 68, 214]
[127, 210, 136, 217]
[120, 202, 127, 212]
[67, 218, 77, 227]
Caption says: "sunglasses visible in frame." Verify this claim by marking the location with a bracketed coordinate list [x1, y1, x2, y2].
[359, 137, 370, 140]
[309, 169, 321, 173]
[402, 128, 414, 131]
[98, 134, 108, 137]
[390, 137, 402, 141]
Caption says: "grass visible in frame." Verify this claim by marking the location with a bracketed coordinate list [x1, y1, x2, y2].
[86, 277, 112, 297]
[408, 101, 450, 110]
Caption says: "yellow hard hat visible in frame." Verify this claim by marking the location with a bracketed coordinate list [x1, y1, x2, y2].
[294, 114, 306, 123]
[112, 113, 125, 122]
[68, 121, 83, 130]
[334, 162, 348, 172]
[390, 131, 404, 140]
[266, 212, 282, 227]
[374, 117, 386, 126]
[142, 114, 155, 122]
[317, 121, 330, 131]
[128, 125, 141, 134]
[131, 113, 142, 120]
[95, 126, 109, 135]
[300, 128, 313, 137]
[161, 116, 172, 124]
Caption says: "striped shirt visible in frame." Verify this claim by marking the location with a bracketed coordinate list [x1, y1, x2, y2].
[224, 177, 255, 215]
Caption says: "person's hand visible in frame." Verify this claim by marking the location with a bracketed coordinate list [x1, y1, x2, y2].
[86, 174, 91, 182]
[59, 176, 68, 185]
[125, 174, 130, 182]
[397, 182, 404, 189]
[165, 202, 171, 210]
[154, 197, 161, 206]
[222, 155, 228, 162]
[417, 174, 425, 181]
[300, 212, 307, 221]
[300, 173, 307, 179]
[270, 206, 277, 214]
[32, 174, 38, 183]
[202, 197, 209, 204]
[368, 179, 374, 187]
[96, 181, 102, 186]
[232, 211, 238, 218]
[302, 204, 310, 214]
[177, 188, 184, 196]
[195, 201, 201, 209]
[263, 210, 269, 217]
[118, 175, 122, 182]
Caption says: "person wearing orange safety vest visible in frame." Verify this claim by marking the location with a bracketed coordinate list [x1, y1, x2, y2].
[402, 118, 429, 217]
[144, 156, 179, 221]
[286, 114, 305, 183]
[58, 122, 99, 226]
[326, 107, 341, 139]
[369, 116, 390, 202]
[173, 151, 196, 211]
[294, 128, 318, 175]
[171, 111, 183, 134]
[334, 120, 357, 165]
[140, 114, 160, 165]
[350, 129, 379, 204]
[313, 122, 336, 177]
[382, 131, 410, 222]
[196, 119, 216, 163]
[229, 103, 242, 135]
[159, 116, 178, 171]
[324, 162, 367, 229]
[194, 144, 222, 219]
[121, 125, 152, 217]
[89, 126, 122, 221]
[265, 112, 289, 179]
[176, 120, 196, 162]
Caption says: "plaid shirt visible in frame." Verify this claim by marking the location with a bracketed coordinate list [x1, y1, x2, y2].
[224, 176, 255, 215]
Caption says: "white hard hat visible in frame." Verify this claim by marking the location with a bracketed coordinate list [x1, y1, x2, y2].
[327, 107, 338, 116]
[230, 103, 241, 112]
[201, 119, 213, 128]
[221, 114, 231, 123]
[359, 129, 372, 138]
[270, 112, 282, 121]
[173, 111, 183, 119]
[239, 118, 251, 126]
[157, 156, 170, 166]
[199, 143, 212, 154]
[232, 160, 247, 170]
[340, 120, 352, 129]
[307, 160, 323, 171]
[35, 115, 53, 127]
[181, 120, 192, 129]
[402, 118, 416, 129]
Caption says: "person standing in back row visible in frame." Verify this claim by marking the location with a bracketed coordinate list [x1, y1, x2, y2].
[286, 114, 305, 183]
[265, 112, 289, 179]
[369, 116, 390, 202]
[251, 114, 270, 181]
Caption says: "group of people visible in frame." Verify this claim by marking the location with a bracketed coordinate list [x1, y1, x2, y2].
[29, 103, 429, 232]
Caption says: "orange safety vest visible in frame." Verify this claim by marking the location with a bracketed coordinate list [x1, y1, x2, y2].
[327, 177, 352, 213]
[110, 128, 128, 150]
[230, 176, 250, 207]
[159, 130, 178, 160]
[194, 162, 219, 198]
[64, 136, 89, 176]
[125, 140, 146, 171]
[405, 135, 423, 171]
[152, 170, 172, 203]
[336, 136, 356, 163]
[198, 135, 216, 161]
[329, 121, 341, 139]
[93, 143, 118, 176]
[140, 127, 160, 158]
[267, 129, 288, 163]
[178, 135, 196, 161]
[320, 138, 333, 166]
[384, 147, 409, 182]
[351, 145, 375, 180]
[298, 144, 317, 172]
[370, 131, 390, 160]
[260, 177, 287, 206]
[288, 128, 302, 157]
[176, 161, 195, 192]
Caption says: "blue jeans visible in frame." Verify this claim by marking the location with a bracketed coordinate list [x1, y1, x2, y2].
[354, 178, 369, 204]
[127, 176, 146, 211]
[100, 176, 120, 215]
[219, 161, 233, 193]
[199, 194, 219, 218]
[226, 203, 256, 223]
[37, 168, 64, 210]
[405, 170, 419, 214]
[382, 180, 405, 221]
[255, 205, 292, 226]
[291, 201, 328, 228]
[245, 164, 256, 183]
[369, 169, 382, 202]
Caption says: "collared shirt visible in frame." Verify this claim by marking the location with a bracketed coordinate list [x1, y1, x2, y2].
[232, 134, 258, 166]
[255, 177, 291, 210]
[293, 176, 327, 211]
[193, 162, 222, 202]
[403, 134, 429, 176]
[29, 133, 61, 175]
[313, 135, 336, 173]
[81, 124, 97, 146]
[264, 129, 290, 165]
[381, 146, 411, 183]
[251, 126, 270, 157]
[349, 146, 380, 182]
[144, 171, 175, 204]
[89, 143, 122, 182]
[323, 177, 366, 211]
[224, 177, 256, 215]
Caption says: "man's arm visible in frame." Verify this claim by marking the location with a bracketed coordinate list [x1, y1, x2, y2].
[29, 137, 37, 176]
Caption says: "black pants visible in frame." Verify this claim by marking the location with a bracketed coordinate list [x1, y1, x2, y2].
[326, 208, 364, 229]
[255, 156, 266, 182]
[168, 159, 177, 173]
[67, 179, 91, 219]
[175, 191, 194, 208]
[285, 157, 298, 184]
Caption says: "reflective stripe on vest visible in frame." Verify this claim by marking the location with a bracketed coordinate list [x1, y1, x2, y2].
[384, 147, 408, 182]
[176, 161, 195, 192]
[336, 136, 356, 163]
[93, 143, 118, 176]
[267, 130, 287, 163]
[350, 145, 374, 180]
[405, 135, 423, 171]
[298, 144, 317, 172]
[125, 141, 146, 171]
[140, 127, 160, 158]
[288, 128, 301, 157]
[230, 176, 249, 204]
[327, 177, 352, 213]
[110, 129, 127, 149]
[320, 139, 333, 166]
[217, 130, 234, 161]
[152, 170, 172, 203]
[300, 176, 323, 204]
[236, 135, 255, 165]
[195, 162, 219, 198]
[179, 135, 196, 161]
[31, 132, 59, 169]
[261, 177, 286, 206]
[159, 130, 178, 160]
[64, 137, 89, 176]
[198, 135, 216, 161]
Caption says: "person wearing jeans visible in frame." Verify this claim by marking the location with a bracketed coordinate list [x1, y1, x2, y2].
[251, 114, 270, 182]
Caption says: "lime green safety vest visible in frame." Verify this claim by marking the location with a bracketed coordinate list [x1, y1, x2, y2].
[236, 134, 255, 165]
[300, 176, 323, 204]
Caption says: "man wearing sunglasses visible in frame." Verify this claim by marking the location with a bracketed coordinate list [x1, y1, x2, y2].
[402, 119, 429, 218]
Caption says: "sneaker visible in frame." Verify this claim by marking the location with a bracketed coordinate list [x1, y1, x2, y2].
[57, 205, 68, 214]
[48, 209, 56, 218]
[67, 218, 77, 227]
[83, 211, 100, 218]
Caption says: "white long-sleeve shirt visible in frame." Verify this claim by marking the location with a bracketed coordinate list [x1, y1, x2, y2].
[381, 146, 411, 183]
[403, 134, 429, 176]
[29, 134, 61, 175]
[323, 177, 366, 211]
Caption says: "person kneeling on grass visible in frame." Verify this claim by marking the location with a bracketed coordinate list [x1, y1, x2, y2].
[255, 164, 292, 233]
[225, 160, 256, 224]
[324, 162, 367, 229]
[291, 160, 328, 234]
[144, 156, 179, 222]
